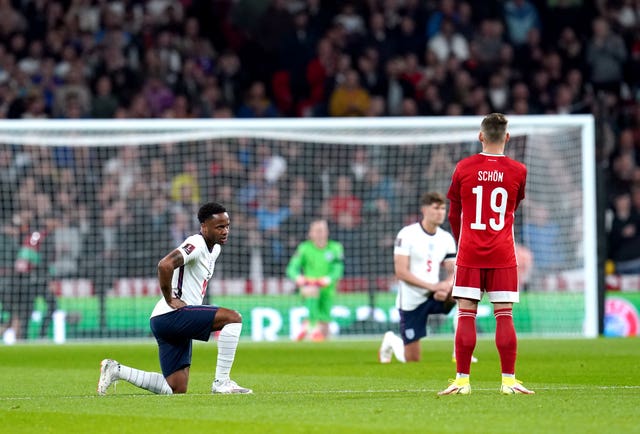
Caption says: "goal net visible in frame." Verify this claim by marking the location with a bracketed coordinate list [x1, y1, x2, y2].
[0, 116, 597, 343]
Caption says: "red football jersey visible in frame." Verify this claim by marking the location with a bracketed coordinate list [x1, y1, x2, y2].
[447, 152, 527, 268]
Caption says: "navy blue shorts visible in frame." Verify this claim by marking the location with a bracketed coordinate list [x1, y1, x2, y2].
[399, 297, 454, 344]
[150, 305, 218, 377]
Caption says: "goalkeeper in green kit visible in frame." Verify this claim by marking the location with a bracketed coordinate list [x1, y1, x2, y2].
[286, 219, 344, 341]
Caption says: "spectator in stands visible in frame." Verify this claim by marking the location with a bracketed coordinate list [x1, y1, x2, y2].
[529, 68, 553, 113]
[20, 91, 48, 119]
[256, 186, 291, 276]
[401, 53, 425, 98]
[103, 146, 142, 199]
[334, 2, 366, 40]
[361, 166, 397, 219]
[18, 39, 44, 76]
[347, 147, 371, 192]
[516, 244, 534, 291]
[586, 16, 627, 97]
[365, 12, 396, 66]
[428, 17, 470, 63]
[93, 45, 140, 107]
[381, 55, 414, 116]
[173, 58, 205, 110]
[149, 195, 173, 253]
[557, 26, 584, 73]
[419, 82, 446, 116]
[50, 168, 88, 277]
[300, 37, 337, 116]
[522, 202, 565, 273]
[53, 63, 91, 118]
[473, 18, 506, 73]
[90, 75, 119, 118]
[170, 207, 193, 250]
[326, 174, 362, 227]
[201, 142, 246, 199]
[552, 83, 580, 114]
[280, 193, 310, 260]
[212, 184, 255, 278]
[170, 160, 201, 216]
[360, 166, 397, 276]
[216, 50, 244, 112]
[425, 0, 460, 40]
[236, 80, 279, 118]
[143, 76, 175, 117]
[324, 174, 363, 276]
[356, 47, 385, 97]
[254, 0, 294, 78]
[395, 15, 424, 57]
[255, 141, 287, 185]
[608, 191, 640, 274]
[146, 158, 171, 199]
[487, 71, 510, 113]
[0, 0, 27, 39]
[366, 95, 387, 116]
[0, 146, 16, 221]
[502, 0, 541, 48]
[609, 150, 637, 198]
[328, 68, 371, 117]
[424, 146, 457, 195]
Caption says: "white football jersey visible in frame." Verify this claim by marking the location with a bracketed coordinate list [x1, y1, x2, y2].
[150, 233, 221, 318]
[394, 222, 456, 310]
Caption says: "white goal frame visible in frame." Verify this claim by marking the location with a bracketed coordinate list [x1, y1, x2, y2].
[0, 115, 598, 338]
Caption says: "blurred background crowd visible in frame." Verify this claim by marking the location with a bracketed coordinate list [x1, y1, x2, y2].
[0, 0, 639, 294]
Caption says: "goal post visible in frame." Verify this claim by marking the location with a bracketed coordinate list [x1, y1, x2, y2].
[0, 115, 597, 342]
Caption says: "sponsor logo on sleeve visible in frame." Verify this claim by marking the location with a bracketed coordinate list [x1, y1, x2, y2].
[395, 237, 402, 247]
[182, 243, 196, 255]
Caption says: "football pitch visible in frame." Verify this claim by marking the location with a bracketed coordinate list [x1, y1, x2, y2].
[0, 337, 638, 434]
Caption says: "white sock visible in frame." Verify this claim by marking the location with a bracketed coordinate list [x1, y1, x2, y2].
[118, 364, 173, 395]
[215, 322, 242, 382]
[390, 332, 406, 363]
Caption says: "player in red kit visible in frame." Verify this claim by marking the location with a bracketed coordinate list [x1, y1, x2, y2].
[439, 113, 535, 395]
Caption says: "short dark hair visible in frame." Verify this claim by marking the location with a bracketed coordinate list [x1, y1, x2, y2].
[420, 191, 445, 206]
[198, 202, 227, 223]
[481, 112, 508, 144]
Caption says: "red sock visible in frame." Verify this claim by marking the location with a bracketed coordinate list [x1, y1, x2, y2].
[495, 307, 517, 375]
[455, 308, 477, 374]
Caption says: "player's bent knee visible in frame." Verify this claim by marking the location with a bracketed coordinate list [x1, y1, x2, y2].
[219, 307, 242, 324]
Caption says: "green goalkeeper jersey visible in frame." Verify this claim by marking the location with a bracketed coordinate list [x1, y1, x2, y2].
[286, 240, 344, 289]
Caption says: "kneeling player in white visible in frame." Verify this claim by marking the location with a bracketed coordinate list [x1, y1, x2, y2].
[379, 192, 477, 364]
[97, 203, 251, 395]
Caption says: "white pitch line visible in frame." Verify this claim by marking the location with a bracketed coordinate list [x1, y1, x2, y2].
[0, 385, 638, 400]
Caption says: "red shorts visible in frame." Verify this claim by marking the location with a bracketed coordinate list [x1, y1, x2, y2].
[452, 265, 520, 303]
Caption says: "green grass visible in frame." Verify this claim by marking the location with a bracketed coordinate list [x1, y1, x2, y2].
[0, 337, 639, 433]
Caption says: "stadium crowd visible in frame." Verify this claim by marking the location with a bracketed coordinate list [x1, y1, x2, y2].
[0, 0, 640, 301]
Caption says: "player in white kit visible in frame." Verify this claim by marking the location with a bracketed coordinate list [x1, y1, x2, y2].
[379, 192, 476, 363]
[97, 202, 252, 395]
